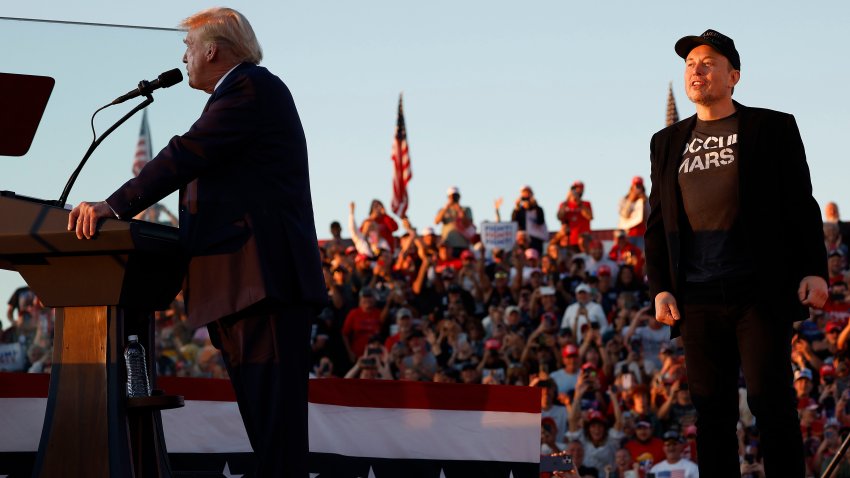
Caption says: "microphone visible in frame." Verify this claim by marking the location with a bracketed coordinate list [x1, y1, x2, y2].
[111, 69, 183, 105]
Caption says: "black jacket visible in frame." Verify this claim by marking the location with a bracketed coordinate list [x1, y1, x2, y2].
[108, 63, 326, 326]
[645, 101, 827, 337]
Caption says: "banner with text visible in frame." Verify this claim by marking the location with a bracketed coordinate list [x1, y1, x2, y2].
[480, 221, 518, 251]
[0, 342, 25, 371]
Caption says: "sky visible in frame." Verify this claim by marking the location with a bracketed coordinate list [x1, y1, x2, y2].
[2, 1, 849, 323]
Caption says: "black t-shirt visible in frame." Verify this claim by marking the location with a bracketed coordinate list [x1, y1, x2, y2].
[678, 113, 753, 281]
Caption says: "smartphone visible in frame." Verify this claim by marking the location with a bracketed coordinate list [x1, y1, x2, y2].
[539, 455, 574, 472]
[360, 357, 377, 368]
[590, 321, 600, 330]
[367, 346, 382, 356]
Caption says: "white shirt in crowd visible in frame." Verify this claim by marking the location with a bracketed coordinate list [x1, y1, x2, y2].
[561, 300, 608, 343]
[649, 458, 699, 478]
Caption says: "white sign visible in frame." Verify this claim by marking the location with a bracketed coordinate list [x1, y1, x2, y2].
[480, 221, 518, 251]
[0, 342, 25, 372]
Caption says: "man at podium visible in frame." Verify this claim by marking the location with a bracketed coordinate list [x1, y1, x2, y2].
[67, 7, 326, 477]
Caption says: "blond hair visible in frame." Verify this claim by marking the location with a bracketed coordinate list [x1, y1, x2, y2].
[180, 7, 262, 64]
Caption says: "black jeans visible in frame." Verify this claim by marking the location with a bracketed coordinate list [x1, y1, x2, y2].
[680, 279, 804, 478]
[208, 301, 313, 478]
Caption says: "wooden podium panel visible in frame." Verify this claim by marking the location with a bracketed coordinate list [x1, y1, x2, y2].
[36, 307, 113, 478]
[0, 193, 184, 478]
[0, 192, 183, 309]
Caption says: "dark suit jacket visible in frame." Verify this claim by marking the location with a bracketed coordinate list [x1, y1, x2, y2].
[645, 101, 827, 337]
[107, 63, 326, 328]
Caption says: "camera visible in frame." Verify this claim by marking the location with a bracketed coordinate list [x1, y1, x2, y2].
[450, 193, 460, 203]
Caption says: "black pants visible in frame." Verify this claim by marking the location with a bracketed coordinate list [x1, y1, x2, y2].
[680, 279, 804, 478]
[207, 302, 313, 478]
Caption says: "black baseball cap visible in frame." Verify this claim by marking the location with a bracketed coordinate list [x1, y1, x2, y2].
[675, 29, 741, 71]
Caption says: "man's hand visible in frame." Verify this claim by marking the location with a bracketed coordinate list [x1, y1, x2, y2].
[67, 201, 114, 240]
[654, 291, 680, 326]
[799, 276, 828, 308]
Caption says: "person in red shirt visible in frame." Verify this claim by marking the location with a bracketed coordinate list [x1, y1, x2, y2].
[823, 278, 850, 326]
[608, 230, 645, 273]
[341, 288, 383, 362]
[623, 416, 665, 475]
[557, 181, 593, 250]
[361, 199, 399, 253]
[384, 307, 413, 352]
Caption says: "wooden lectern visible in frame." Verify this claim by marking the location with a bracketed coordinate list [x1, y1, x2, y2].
[0, 191, 185, 478]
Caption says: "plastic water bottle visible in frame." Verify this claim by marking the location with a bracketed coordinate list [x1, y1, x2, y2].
[124, 335, 151, 397]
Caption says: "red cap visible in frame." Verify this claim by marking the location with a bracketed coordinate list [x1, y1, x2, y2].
[587, 410, 606, 424]
[355, 253, 369, 263]
[460, 250, 474, 260]
[345, 245, 357, 255]
[821, 363, 837, 378]
[631, 176, 644, 186]
[572, 180, 584, 189]
[581, 362, 597, 372]
[826, 321, 844, 334]
[485, 338, 502, 351]
[562, 344, 578, 357]
[597, 265, 612, 276]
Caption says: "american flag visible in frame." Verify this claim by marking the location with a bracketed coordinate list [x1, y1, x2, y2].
[390, 94, 412, 218]
[132, 108, 152, 177]
[665, 82, 679, 127]
[653, 470, 685, 478]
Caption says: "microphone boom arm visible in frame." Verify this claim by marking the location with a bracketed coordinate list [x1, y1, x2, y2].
[58, 95, 154, 208]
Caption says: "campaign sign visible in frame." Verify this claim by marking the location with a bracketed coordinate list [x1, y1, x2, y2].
[0, 342, 25, 371]
[480, 221, 518, 251]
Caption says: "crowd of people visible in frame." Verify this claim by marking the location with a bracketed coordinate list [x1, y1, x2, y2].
[4, 181, 850, 478]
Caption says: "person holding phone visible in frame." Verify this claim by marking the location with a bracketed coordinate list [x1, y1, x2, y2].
[511, 185, 548, 253]
[434, 186, 474, 253]
[561, 283, 608, 343]
[557, 181, 593, 251]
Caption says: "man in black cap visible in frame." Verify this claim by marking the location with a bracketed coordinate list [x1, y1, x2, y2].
[645, 29, 828, 476]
